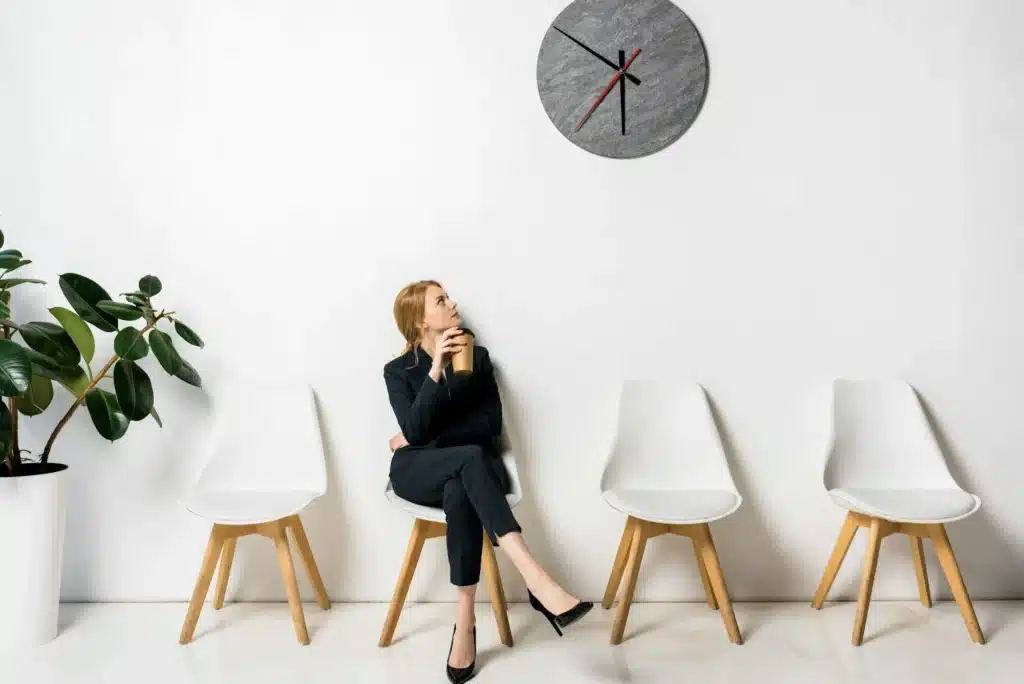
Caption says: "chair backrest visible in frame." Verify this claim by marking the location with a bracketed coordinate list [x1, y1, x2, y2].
[825, 379, 959, 491]
[193, 379, 326, 495]
[601, 380, 738, 494]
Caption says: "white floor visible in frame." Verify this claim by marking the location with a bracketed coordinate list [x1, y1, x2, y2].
[6, 601, 1021, 683]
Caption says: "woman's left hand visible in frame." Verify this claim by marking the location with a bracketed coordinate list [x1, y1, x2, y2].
[389, 432, 410, 452]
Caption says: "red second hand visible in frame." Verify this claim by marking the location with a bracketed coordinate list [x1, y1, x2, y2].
[575, 48, 642, 132]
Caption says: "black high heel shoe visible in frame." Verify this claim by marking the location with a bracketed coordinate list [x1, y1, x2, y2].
[527, 590, 594, 637]
[446, 624, 476, 684]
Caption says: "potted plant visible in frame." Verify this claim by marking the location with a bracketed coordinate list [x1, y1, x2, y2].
[0, 229, 205, 646]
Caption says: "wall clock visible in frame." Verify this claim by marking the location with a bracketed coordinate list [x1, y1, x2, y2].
[536, 0, 709, 159]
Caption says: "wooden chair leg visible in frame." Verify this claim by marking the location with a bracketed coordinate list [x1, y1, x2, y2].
[812, 512, 859, 608]
[213, 536, 237, 610]
[179, 525, 226, 644]
[481, 534, 513, 647]
[693, 537, 718, 609]
[611, 521, 648, 645]
[930, 524, 985, 644]
[272, 522, 310, 645]
[602, 517, 638, 609]
[852, 517, 883, 646]
[910, 535, 932, 608]
[694, 524, 742, 644]
[379, 519, 430, 647]
[287, 515, 331, 610]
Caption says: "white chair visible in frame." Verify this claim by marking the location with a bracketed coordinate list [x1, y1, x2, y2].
[178, 381, 331, 645]
[811, 379, 984, 645]
[600, 380, 743, 645]
[378, 444, 522, 648]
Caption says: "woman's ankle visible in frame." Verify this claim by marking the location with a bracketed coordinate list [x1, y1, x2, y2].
[455, 602, 476, 626]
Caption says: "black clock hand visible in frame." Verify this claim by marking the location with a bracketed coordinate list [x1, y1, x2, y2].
[553, 26, 641, 86]
[618, 49, 626, 135]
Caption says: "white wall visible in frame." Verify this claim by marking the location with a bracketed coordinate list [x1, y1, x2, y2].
[1, 0, 1022, 603]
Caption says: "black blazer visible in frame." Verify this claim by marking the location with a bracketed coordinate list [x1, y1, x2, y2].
[383, 345, 503, 451]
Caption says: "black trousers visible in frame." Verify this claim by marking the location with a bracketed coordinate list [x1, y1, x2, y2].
[390, 444, 521, 586]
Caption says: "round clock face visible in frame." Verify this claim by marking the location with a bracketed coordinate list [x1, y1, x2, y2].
[536, 0, 708, 159]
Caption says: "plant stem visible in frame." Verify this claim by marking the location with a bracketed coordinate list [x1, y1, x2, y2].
[2, 311, 19, 475]
[5, 396, 18, 475]
[39, 316, 162, 464]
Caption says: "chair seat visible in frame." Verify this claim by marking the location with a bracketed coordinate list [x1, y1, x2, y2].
[183, 489, 321, 525]
[828, 487, 980, 523]
[385, 487, 521, 524]
[601, 488, 741, 525]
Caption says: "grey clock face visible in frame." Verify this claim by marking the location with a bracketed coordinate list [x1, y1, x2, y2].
[536, 0, 708, 159]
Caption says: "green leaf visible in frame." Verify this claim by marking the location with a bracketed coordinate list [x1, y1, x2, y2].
[85, 388, 129, 441]
[0, 339, 32, 396]
[113, 360, 153, 421]
[0, 401, 11, 458]
[57, 364, 89, 398]
[0, 300, 9, 319]
[124, 294, 156, 324]
[174, 359, 202, 387]
[3, 259, 31, 274]
[0, 230, 5, 248]
[0, 318, 20, 330]
[18, 374, 54, 416]
[149, 329, 183, 376]
[0, 278, 47, 288]
[0, 255, 23, 269]
[114, 326, 149, 361]
[58, 273, 118, 332]
[96, 300, 143, 321]
[26, 350, 88, 397]
[19, 321, 81, 367]
[49, 306, 95, 364]
[0, 249, 22, 258]
[149, 404, 163, 428]
[138, 275, 162, 297]
[24, 348, 62, 375]
[173, 320, 205, 348]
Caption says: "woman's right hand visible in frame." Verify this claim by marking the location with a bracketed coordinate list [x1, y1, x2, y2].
[389, 432, 409, 452]
[430, 327, 466, 378]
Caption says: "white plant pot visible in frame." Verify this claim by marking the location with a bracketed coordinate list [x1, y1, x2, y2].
[0, 463, 69, 647]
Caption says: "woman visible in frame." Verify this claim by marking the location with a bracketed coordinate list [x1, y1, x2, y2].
[384, 280, 592, 683]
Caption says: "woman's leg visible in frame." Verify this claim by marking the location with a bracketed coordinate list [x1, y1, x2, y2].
[497, 531, 582, 615]
[442, 479, 481, 668]
[442, 479, 485, 586]
[452, 584, 477, 668]
[391, 444, 521, 542]
[391, 445, 580, 616]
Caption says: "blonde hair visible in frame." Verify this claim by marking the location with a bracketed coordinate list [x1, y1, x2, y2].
[393, 279, 443, 355]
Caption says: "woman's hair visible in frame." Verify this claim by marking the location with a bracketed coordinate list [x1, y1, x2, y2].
[393, 279, 442, 355]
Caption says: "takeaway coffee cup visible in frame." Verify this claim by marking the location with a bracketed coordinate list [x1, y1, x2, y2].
[451, 329, 474, 375]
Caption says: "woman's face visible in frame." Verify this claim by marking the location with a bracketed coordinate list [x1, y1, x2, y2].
[421, 284, 461, 336]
